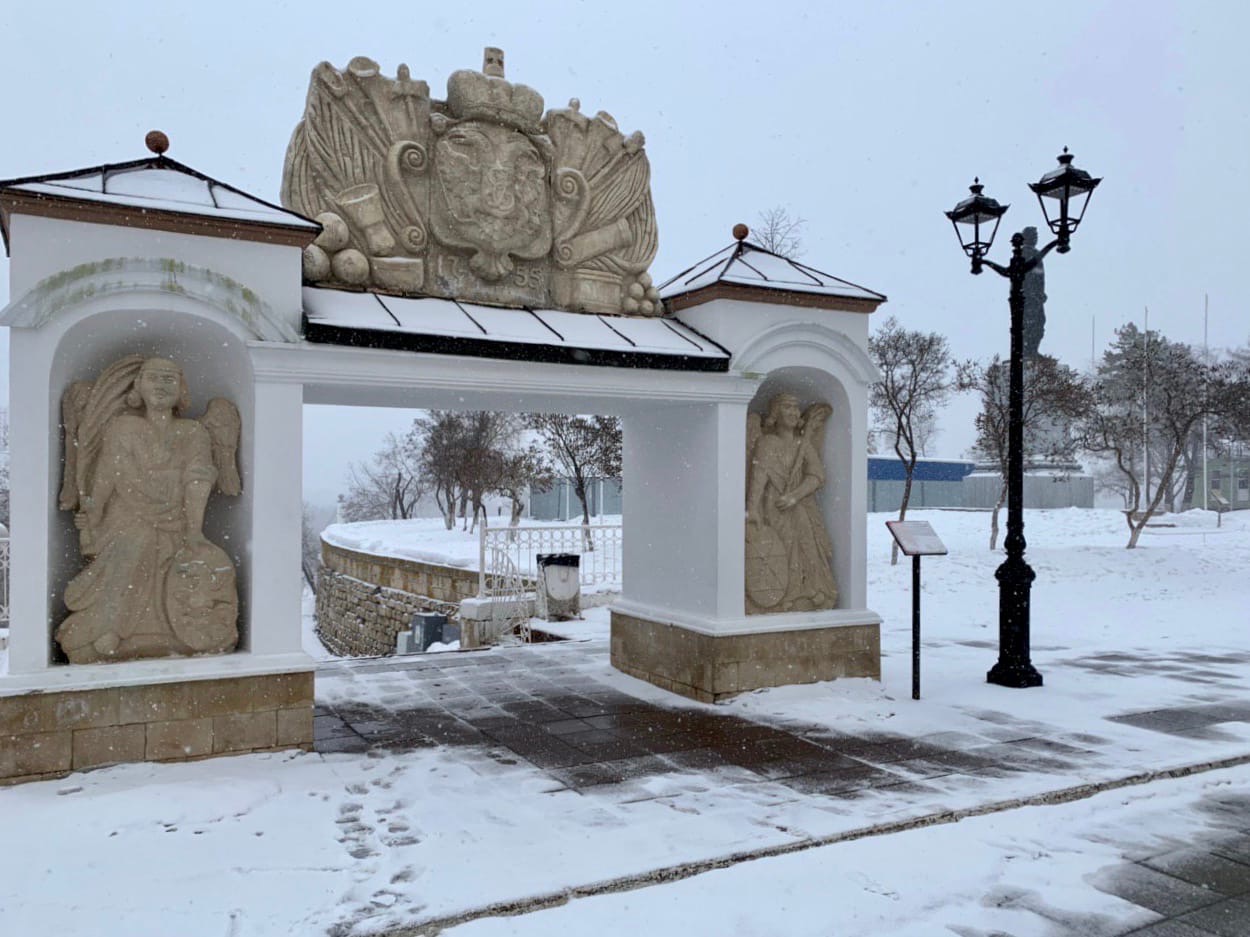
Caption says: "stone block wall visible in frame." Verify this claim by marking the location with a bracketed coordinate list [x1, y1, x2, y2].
[0, 670, 314, 785]
[315, 540, 549, 657]
[316, 540, 471, 657]
[322, 540, 482, 603]
[610, 610, 880, 703]
[315, 568, 452, 657]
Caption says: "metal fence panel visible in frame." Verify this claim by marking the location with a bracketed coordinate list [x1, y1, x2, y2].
[479, 523, 622, 597]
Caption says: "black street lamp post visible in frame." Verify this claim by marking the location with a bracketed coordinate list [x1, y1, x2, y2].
[946, 149, 1101, 689]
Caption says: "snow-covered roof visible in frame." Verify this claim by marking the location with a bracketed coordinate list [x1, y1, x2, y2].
[0, 154, 319, 250]
[302, 287, 730, 372]
[659, 238, 887, 310]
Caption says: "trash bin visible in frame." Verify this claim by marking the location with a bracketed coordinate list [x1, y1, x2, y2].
[396, 611, 448, 654]
[536, 553, 580, 621]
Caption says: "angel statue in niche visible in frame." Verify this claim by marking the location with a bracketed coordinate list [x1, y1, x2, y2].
[55, 355, 242, 664]
[745, 394, 838, 615]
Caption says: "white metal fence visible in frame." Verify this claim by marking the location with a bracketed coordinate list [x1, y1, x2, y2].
[478, 523, 622, 598]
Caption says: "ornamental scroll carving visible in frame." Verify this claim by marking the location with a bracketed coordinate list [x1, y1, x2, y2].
[745, 394, 839, 615]
[281, 47, 662, 316]
[56, 355, 242, 664]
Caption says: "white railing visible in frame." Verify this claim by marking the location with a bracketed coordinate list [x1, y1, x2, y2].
[0, 535, 8, 627]
[478, 522, 622, 598]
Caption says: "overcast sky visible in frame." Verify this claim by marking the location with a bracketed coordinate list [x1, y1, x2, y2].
[2, 1, 1246, 505]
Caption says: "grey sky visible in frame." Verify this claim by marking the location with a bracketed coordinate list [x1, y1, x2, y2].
[2, 1, 1246, 506]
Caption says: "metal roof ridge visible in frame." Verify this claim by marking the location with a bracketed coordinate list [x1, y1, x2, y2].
[0, 153, 319, 229]
[655, 242, 737, 291]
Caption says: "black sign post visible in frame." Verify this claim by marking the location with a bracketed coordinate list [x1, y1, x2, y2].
[886, 520, 948, 700]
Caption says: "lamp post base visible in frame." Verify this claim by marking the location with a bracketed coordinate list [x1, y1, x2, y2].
[991, 554, 1041, 688]
[987, 660, 1044, 688]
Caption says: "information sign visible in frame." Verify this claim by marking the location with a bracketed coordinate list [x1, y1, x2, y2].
[885, 520, 948, 557]
[884, 519, 948, 699]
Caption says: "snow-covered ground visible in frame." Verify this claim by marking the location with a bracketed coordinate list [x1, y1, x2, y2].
[447, 762, 1250, 937]
[2, 508, 1248, 936]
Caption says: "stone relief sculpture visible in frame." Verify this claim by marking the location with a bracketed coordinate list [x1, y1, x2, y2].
[55, 355, 242, 664]
[745, 394, 838, 615]
[281, 48, 661, 315]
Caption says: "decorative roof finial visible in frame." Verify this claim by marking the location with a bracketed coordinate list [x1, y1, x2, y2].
[733, 223, 749, 241]
[145, 130, 170, 156]
[483, 47, 505, 78]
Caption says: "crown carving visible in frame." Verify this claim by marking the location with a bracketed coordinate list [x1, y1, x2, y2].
[446, 69, 544, 135]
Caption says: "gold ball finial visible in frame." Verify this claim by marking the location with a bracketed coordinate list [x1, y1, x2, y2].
[145, 130, 170, 155]
[732, 223, 749, 241]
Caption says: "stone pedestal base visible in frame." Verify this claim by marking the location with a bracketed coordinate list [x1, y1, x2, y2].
[0, 669, 314, 785]
[611, 609, 880, 703]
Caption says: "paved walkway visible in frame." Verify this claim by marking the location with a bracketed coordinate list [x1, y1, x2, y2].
[315, 640, 1250, 935]
[1080, 786, 1250, 936]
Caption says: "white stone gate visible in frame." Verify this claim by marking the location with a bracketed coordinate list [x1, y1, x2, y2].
[0, 50, 885, 781]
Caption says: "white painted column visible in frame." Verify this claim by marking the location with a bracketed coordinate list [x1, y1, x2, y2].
[247, 380, 305, 656]
[621, 404, 717, 617]
[713, 401, 748, 620]
[844, 384, 870, 611]
[6, 330, 55, 674]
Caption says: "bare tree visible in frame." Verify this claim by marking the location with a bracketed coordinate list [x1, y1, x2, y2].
[449, 411, 522, 532]
[339, 431, 424, 522]
[415, 410, 554, 532]
[910, 409, 941, 458]
[495, 445, 554, 527]
[869, 317, 964, 564]
[415, 411, 467, 530]
[1080, 323, 1236, 548]
[970, 355, 1091, 549]
[754, 207, 806, 259]
[529, 414, 622, 537]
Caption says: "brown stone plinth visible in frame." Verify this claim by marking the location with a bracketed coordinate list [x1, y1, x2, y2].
[610, 610, 880, 703]
[0, 669, 314, 786]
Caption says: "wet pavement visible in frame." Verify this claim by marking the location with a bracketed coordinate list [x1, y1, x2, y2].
[1089, 789, 1250, 935]
[315, 644, 1111, 801]
[315, 641, 1250, 935]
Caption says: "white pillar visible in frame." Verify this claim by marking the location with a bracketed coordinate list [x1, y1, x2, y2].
[6, 330, 55, 674]
[247, 380, 305, 656]
[713, 401, 748, 620]
[844, 385, 870, 611]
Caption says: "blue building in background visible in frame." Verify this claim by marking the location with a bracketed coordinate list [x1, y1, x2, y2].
[530, 459, 980, 520]
[867, 457, 975, 512]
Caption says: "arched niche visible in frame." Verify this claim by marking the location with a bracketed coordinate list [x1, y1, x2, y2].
[46, 306, 256, 659]
[747, 366, 853, 610]
[733, 317, 878, 613]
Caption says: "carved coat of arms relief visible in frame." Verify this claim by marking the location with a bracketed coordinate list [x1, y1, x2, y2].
[282, 48, 661, 315]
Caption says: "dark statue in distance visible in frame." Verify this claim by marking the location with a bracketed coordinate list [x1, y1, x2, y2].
[1020, 226, 1047, 358]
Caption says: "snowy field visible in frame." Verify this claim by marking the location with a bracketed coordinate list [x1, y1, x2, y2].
[2, 508, 1249, 936]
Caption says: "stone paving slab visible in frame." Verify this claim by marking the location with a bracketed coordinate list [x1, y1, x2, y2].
[315, 642, 1250, 808]
[316, 639, 1250, 935]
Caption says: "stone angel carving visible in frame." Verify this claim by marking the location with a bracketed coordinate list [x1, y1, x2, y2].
[55, 355, 242, 664]
[745, 394, 838, 615]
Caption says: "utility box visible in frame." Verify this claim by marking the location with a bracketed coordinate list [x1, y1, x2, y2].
[536, 553, 580, 621]
[396, 611, 448, 654]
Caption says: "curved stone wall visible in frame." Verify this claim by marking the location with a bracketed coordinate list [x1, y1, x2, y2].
[315, 539, 472, 657]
